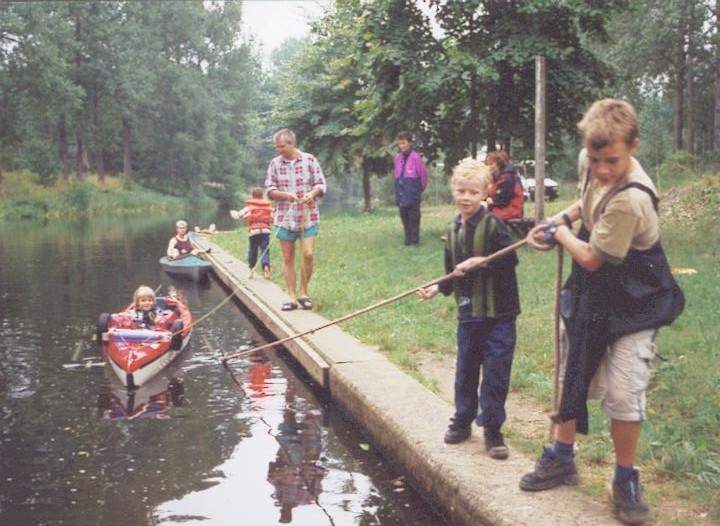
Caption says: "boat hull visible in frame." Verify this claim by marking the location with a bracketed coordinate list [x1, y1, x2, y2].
[103, 330, 190, 388]
[160, 255, 212, 282]
[99, 297, 192, 389]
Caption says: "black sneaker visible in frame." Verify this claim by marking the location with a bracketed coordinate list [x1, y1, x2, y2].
[484, 428, 509, 460]
[519, 445, 579, 491]
[612, 469, 651, 525]
[444, 420, 471, 444]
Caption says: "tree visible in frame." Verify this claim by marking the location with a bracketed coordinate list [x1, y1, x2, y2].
[1, 1, 264, 200]
[429, 0, 622, 168]
[271, 0, 439, 211]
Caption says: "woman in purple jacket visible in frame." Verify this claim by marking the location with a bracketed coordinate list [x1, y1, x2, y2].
[394, 131, 429, 245]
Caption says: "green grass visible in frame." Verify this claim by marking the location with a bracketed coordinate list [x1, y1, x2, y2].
[214, 178, 720, 523]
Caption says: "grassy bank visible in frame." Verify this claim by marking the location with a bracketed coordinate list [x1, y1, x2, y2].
[214, 177, 719, 524]
[0, 171, 188, 218]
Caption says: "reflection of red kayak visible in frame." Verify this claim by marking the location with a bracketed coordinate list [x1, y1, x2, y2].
[97, 296, 192, 389]
[98, 373, 186, 420]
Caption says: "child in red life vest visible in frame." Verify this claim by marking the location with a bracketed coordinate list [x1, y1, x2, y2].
[230, 188, 273, 279]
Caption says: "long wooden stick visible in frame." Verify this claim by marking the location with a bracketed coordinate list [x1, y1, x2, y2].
[548, 246, 564, 442]
[221, 237, 527, 365]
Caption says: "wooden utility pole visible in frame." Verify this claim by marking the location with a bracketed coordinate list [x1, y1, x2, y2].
[534, 56, 546, 222]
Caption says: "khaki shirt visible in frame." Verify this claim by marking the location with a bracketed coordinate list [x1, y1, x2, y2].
[578, 150, 659, 265]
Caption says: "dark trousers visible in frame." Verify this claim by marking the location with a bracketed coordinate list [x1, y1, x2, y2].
[453, 316, 516, 431]
[398, 204, 421, 245]
[248, 233, 270, 270]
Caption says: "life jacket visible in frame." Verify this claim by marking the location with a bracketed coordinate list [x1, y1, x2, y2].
[129, 307, 162, 328]
[244, 198, 272, 230]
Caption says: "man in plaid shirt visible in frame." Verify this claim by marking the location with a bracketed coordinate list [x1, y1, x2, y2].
[265, 128, 327, 311]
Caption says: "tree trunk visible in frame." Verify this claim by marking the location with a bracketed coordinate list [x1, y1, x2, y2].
[92, 91, 105, 183]
[673, 4, 687, 151]
[715, 65, 720, 151]
[74, 10, 84, 181]
[469, 71, 479, 159]
[362, 158, 372, 212]
[714, 4, 720, 151]
[122, 116, 132, 179]
[58, 115, 70, 180]
[96, 148, 105, 183]
[75, 130, 84, 181]
[673, 67, 685, 150]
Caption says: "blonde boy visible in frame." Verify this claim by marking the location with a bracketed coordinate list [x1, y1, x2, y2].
[522, 99, 684, 525]
[418, 159, 520, 459]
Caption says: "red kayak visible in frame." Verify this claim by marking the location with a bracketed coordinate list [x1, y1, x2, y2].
[97, 296, 192, 389]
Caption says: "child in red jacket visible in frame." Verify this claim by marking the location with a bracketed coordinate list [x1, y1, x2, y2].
[231, 188, 273, 279]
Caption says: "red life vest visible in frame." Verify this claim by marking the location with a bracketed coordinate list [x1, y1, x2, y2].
[244, 198, 272, 230]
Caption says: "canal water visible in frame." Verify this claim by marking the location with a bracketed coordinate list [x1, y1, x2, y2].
[0, 212, 447, 526]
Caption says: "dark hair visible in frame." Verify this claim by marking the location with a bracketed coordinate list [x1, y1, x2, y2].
[396, 130, 413, 142]
[485, 150, 510, 169]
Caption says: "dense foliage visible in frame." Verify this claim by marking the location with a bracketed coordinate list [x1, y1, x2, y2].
[0, 1, 263, 205]
[2, 1, 719, 211]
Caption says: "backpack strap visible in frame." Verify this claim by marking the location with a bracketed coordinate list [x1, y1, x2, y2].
[601, 181, 659, 214]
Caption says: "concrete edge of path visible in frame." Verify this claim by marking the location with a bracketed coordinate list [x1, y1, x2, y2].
[191, 235, 621, 526]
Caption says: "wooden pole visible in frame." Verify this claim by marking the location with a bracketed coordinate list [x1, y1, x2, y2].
[534, 56, 547, 223]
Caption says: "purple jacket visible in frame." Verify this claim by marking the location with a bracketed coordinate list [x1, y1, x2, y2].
[393, 150, 429, 206]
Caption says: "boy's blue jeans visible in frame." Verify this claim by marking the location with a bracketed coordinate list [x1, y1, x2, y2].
[248, 232, 270, 270]
[453, 316, 516, 431]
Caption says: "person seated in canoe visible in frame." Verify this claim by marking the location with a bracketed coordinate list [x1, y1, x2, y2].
[166, 220, 201, 260]
[125, 285, 178, 330]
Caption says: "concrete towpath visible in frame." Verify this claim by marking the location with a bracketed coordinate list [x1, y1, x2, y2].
[191, 234, 621, 526]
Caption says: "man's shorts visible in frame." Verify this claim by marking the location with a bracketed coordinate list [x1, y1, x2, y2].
[560, 325, 658, 422]
[275, 224, 319, 242]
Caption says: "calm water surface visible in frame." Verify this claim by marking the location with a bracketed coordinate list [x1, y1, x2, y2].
[0, 213, 446, 526]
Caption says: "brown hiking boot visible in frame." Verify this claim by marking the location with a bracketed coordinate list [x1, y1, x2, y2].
[484, 428, 509, 460]
[519, 446, 579, 491]
[612, 469, 651, 525]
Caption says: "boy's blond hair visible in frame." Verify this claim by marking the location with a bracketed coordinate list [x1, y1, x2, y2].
[133, 285, 155, 307]
[451, 158, 491, 196]
[251, 187, 264, 199]
[577, 98, 638, 150]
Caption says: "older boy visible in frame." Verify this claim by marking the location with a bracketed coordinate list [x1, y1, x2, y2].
[265, 129, 327, 311]
[521, 99, 684, 525]
[418, 159, 520, 460]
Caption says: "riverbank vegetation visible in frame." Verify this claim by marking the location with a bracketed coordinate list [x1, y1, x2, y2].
[213, 173, 719, 524]
[0, 171, 187, 219]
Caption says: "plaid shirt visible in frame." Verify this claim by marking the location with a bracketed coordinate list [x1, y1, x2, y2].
[265, 150, 327, 231]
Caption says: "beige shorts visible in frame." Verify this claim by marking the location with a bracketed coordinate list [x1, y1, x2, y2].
[560, 325, 658, 422]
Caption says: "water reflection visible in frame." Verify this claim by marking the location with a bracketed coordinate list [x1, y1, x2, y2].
[0, 214, 447, 526]
[267, 385, 327, 523]
[97, 373, 187, 421]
